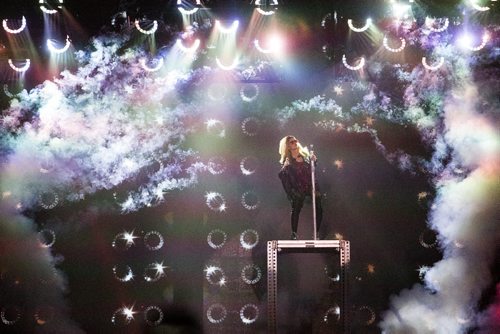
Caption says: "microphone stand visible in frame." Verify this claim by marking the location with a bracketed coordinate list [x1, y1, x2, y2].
[310, 145, 317, 240]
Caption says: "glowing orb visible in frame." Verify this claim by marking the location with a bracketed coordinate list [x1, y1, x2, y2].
[2, 16, 27, 34]
[241, 264, 262, 284]
[240, 229, 259, 250]
[207, 229, 227, 249]
[347, 18, 372, 32]
[206, 304, 227, 324]
[342, 55, 365, 71]
[240, 304, 259, 324]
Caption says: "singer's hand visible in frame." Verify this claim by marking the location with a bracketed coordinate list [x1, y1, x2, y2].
[310, 152, 317, 162]
[283, 157, 290, 167]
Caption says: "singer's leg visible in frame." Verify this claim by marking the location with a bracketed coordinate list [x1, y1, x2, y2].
[290, 196, 304, 239]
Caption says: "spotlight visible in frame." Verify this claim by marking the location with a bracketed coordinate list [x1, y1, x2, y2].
[39, 0, 63, 14]
[254, 34, 285, 55]
[8, 59, 31, 73]
[215, 20, 239, 34]
[2, 16, 27, 34]
[391, 2, 411, 19]
[347, 18, 372, 32]
[177, 0, 202, 15]
[457, 32, 489, 51]
[175, 38, 201, 53]
[47, 36, 71, 54]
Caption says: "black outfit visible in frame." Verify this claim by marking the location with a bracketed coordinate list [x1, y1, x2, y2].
[278, 155, 322, 237]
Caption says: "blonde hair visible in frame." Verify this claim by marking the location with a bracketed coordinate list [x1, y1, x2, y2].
[278, 135, 310, 164]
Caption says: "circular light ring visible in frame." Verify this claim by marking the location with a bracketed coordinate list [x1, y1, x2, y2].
[215, 20, 239, 34]
[206, 303, 227, 324]
[469, 0, 490, 11]
[207, 229, 227, 249]
[143, 262, 167, 282]
[1, 306, 21, 325]
[140, 57, 164, 72]
[40, 6, 58, 14]
[215, 57, 239, 71]
[135, 20, 158, 35]
[178, 7, 199, 15]
[254, 39, 273, 54]
[111, 232, 135, 251]
[419, 229, 437, 248]
[358, 305, 376, 325]
[347, 18, 372, 32]
[47, 35, 71, 54]
[39, 192, 59, 209]
[205, 192, 227, 212]
[241, 191, 260, 210]
[424, 17, 449, 33]
[175, 38, 201, 53]
[207, 156, 226, 175]
[144, 306, 163, 326]
[111, 307, 134, 326]
[8, 59, 31, 73]
[240, 304, 259, 325]
[241, 264, 262, 284]
[205, 119, 226, 137]
[241, 117, 260, 136]
[324, 265, 340, 282]
[240, 229, 259, 250]
[3, 16, 27, 34]
[466, 32, 489, 51]
[383, 36, 406, 53]
[323, 305, 341, 323]
[240, 84, 259, 102]
[240, 156, 258, 176]
[422, 57, 444, 71]
[256, 8, 275, 16]
[38, 229, 56, 248]
[342, 54, 365, 71]
[204, 266, 226, 286]
[34, 306, 55, 326]
[113, 264, 134, 282]
[4, 84, 19, 98]
[144, 231, 164, 251]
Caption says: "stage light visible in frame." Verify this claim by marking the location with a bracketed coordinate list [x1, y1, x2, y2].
[342, 54, 365, 71]
[240, 84, 259, 102]
[241, 191, 260, 210]
[204, 265, 226, 286]
[241, 117, 260, 136]
[144, 261, 167, 282]
[38, 229, 56, 248]
[207, 156, 226, 175]
[240, 229, 259, 250]
[2, 16, 27, 34]
[205, 191, 227, 212]
[39, 0, 63, 14]
[383, 36, 406, 52]
[39, 191, 59, 209]
[206, 304, 227, 324]
[175, 38, 201, 53]
[421, 56, 445, 71]
[207, 229, 227, 249]
[347, 18, 372, 32]
[134, 19, 158, 35]
[143, 306, 163, 326]
[458, 32, 489, 51]
[113, 265, 134, 282]
[240, 156, 258, 175]
[254, 35, 285, 54]
[241, 264, 262, 284]
[8, 59, 31, 73]
[323, 305, 340, 323]
[140, 57, 164, 72]
[469, 0, 490, 11]
[215, 20, 239, 34]
[143, 231, 164, 250]
[1, 307, 21, 325]
[391, 2, 411, 19]
[256, 8, 275, 15]
[215, 57, 239, 70]
[240, 304, 259, 325]
[424, 17, 449, 33]
[177, 0, 201, 15]
[47, 36, 71, 54]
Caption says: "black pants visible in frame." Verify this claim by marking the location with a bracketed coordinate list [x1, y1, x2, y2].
[290, 193, 322, 234]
